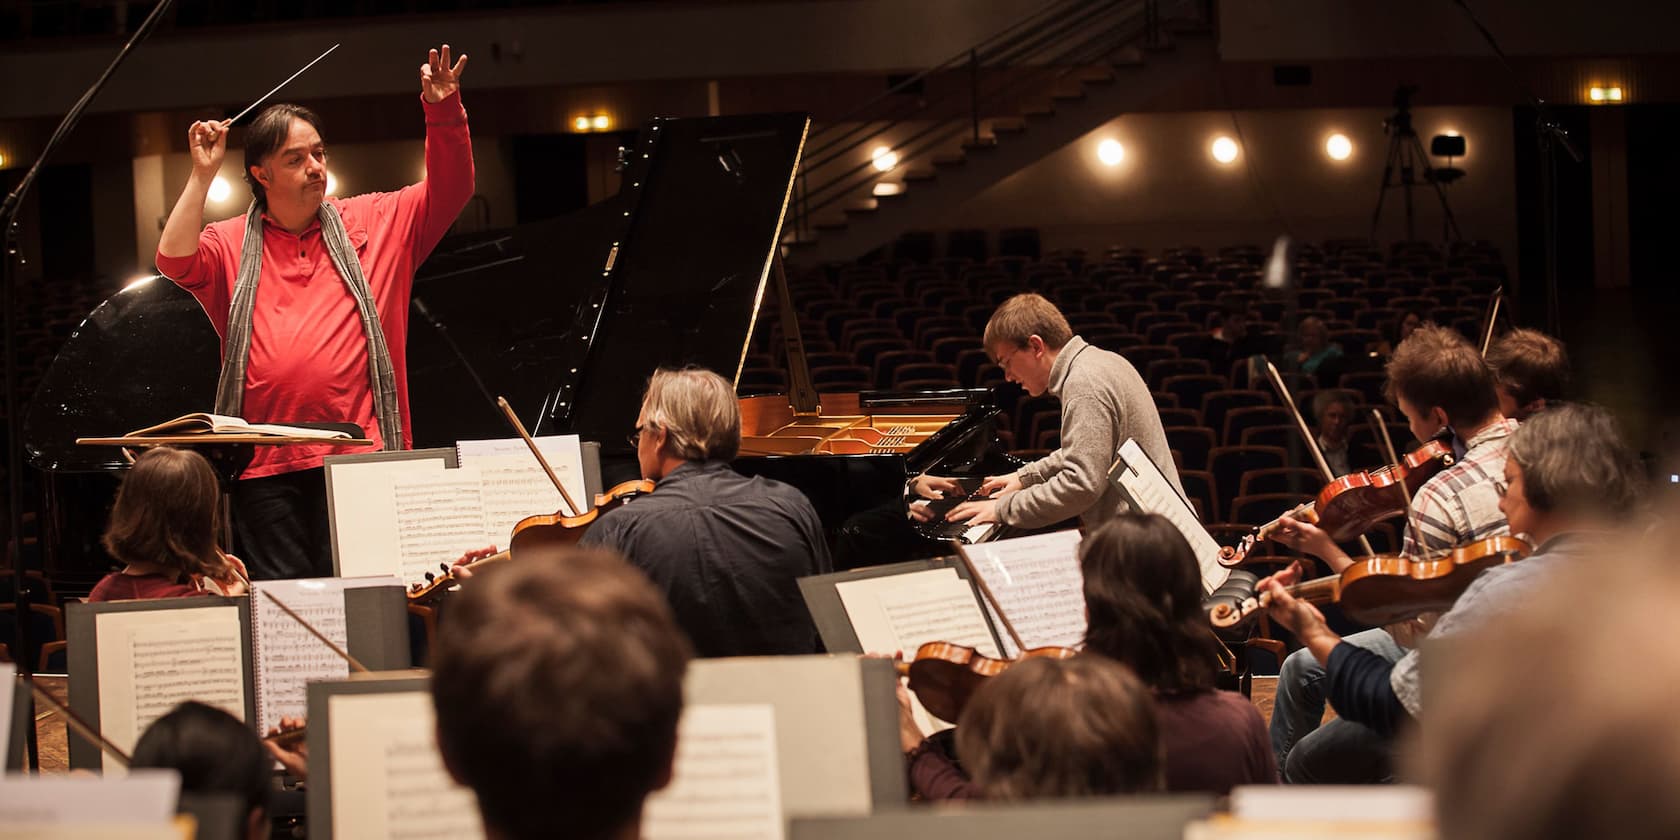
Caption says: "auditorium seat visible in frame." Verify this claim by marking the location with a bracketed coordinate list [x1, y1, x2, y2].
[1164, 426, 1217, 472]
[1200, 389, 1272, 439]
[1238, 467, 1322, 497]
[1209, 446, 1289, 522]
[1230, 493, 1312, 528]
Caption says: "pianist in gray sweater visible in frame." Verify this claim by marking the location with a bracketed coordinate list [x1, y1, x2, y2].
[947, 293, 1184, 530]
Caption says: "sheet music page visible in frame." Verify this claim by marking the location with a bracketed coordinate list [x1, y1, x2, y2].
[837, 570, 999, 729]
[251, 577, 397, 734]
[0, 662, 12, 764]
[392, 468, 488, 586]
[644, 704, 784, 840]
[95, 607, 246, 774]
[464, 453, 586, 547]
[0, 770, 180, 826]
[328, 457, 451, 578]
[1112, 439, 1231, 592]
[328, 691, 484, 840]
[457, 436, 588, 542]
[962, 530, 1087, 655]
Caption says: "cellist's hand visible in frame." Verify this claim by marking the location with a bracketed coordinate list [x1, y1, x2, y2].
[447, 544, 499, 580]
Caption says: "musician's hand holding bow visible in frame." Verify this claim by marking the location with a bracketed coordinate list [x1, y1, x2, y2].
[420, 44, 468, 103]
[1260, 565, 1340, 666]
[265, 716, 309, 782]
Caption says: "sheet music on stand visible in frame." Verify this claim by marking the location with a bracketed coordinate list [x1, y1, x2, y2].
[956, 530, 1087, 658]
[249, 576, 401, 734]
[1109, 438, 1230, 593]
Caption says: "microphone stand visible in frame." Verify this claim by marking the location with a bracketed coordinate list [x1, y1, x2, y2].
[410, 297, 502, 424]
[1451, 0, 1581, 337]
[1, 0, 177, 771]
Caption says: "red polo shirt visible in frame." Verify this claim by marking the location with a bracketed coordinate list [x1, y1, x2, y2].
[156, 94, 474, 479]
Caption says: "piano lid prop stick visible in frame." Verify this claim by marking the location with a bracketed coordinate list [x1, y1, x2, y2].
[25, 675, 131, 767]
[227, 43, 340, 125]
[496, 396, 583, 517]
[953, 541, 1029, 654]
[259, 589, 370, 674]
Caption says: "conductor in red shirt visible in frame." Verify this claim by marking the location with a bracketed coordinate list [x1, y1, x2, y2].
[155, 45, 475, 579]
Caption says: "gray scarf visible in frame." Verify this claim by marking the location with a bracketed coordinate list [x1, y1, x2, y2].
[214, 201, 403, 451]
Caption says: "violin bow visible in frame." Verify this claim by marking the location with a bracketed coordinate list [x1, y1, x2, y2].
[258, 589, 370, 674]
[1263, 361, 1378, 557]
[952, 541, 1030, 654]
[1479, 287, 1504, 358]
[496, 396, 583, 517]
[1370, 409, 1427, 557]
[25, 674, 131, 767]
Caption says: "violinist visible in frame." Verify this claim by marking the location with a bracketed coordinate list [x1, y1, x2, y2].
[432, 550, 692, 840]
[579, 367, 830, 657]
[1268, 325, 1517, 783]
[1485, 327, 1571, 421]
[90, 447, 251, 602]
[1262, 403, 1643, 783]
[901, 514, 1276, 798]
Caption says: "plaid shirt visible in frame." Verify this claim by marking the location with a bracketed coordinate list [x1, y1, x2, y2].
[1400, 418, 1519, 557]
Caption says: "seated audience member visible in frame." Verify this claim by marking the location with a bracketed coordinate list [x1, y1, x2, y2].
[581, 367, 830, 657]
[1290, 316, 1344, 386]
[130, 701, 272, 840]
[432, 549, 692, 840]
[1412, 511, 1677, 840]
[1311, 389, 1362, 477]
[902, 514, 1275, 797]
[1372, 308, 1426, 361]
[907, 655, 1164, 800]
[943, 293, 1182, 529]
[1484, 327, 1570, 421]
[90, 447, 250, 602]
[1262, 403, 1643, 784]
[1267, 324, 1516, 783]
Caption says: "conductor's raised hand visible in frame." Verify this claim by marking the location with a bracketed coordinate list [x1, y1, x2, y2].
[420, 44, 468, 103]
[188, 119, 230, 176]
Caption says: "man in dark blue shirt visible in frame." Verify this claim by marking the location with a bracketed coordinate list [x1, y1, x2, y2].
[581, 367, 831, 657]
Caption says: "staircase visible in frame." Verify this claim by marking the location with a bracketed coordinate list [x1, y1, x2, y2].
[785, 0, 1218, 266]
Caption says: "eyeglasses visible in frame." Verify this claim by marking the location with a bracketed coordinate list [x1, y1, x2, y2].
[627, 425, 647, 448]
[1492, 478, 1509, 498]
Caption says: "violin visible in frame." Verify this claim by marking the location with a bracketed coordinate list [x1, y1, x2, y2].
[1209, 535, 1531, 628]
[896, 640, 1079, 723]
[1218, 438, 1456, 568]
[407, 478, 654, 603]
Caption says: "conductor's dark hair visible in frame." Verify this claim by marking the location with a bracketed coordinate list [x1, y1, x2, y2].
[431, 548, 693, 840]
[244, 103, 322, 206]
[1081, 513, 1222, 694]
[131, 701, 271, 824]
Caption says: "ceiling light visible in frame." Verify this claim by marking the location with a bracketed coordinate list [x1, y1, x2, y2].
[1097, 139, 1125, 166]
[592, 115, 611, 130]
[1325, 134, 1353, 161]
[325, 171, 338, 196]
[574, 116, 591, 131]
[208, 176, 231, 202]
[1210, 136, 1239, 165]
[871, 146, 899, 172]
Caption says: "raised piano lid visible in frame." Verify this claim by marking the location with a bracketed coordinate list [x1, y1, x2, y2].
[23, 276, 219, 472]
[537, 112, 812, 449]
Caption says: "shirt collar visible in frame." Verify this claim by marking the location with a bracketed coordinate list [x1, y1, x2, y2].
[1047, 335, 1088, 397]
[1464, 417, 1520, 452]
[656, 459, 732, 487]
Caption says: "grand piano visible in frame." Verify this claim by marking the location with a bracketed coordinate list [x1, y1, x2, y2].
[25, 112, 1018, 573]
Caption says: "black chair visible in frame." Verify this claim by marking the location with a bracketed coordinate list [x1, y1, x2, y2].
[1200, 389, 1272, 440]
[1230, 492, 1313, 528]
[1209, 446, 1289, 524]
[1164, 426, 1217, 472]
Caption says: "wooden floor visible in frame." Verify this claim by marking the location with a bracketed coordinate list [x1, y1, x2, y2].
[22, 673, 1284, 772]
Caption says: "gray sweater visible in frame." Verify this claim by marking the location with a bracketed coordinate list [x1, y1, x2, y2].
[997, 336, 1185, 529]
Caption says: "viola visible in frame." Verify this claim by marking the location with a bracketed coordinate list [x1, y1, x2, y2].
[408, 478, 654, 603]
[1218, 438, 1456, 568]
[1209, 535, 1531, 629]
[895, 640, 1079, 724]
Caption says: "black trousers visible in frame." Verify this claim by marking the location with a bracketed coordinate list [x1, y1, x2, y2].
[232, 467, 334, 580]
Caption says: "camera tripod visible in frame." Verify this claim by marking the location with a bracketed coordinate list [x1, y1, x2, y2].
[1370, 86, 1462, 243]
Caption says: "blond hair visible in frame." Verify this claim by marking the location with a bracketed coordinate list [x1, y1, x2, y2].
[983, 293, 1073, 354]
[641, 367, 741, 462]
